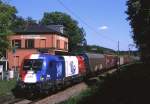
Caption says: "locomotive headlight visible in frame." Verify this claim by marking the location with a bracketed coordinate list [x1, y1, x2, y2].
[40, 75, 44, 81]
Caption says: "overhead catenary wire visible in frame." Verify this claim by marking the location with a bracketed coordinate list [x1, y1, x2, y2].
[57, 0, 118, 44]
[57, 0, 134, 51]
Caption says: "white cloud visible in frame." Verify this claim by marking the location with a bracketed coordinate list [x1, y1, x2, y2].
[98, 26, 108, 30]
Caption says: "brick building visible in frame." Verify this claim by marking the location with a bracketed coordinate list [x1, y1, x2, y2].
[7, 25, 68, 70]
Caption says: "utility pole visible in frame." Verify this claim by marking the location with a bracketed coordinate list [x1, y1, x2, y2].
[128, 47, 130, 56]
[128, 44, 134, 56]
[117, 40, 120, 71]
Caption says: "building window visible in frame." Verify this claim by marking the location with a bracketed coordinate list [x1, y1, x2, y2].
[25, 39, 34, 48]
[12, 40, 21, 48]
[40, 39, 46, 48]
[56, 40, 60, 49]
[64, 42, 68, 50]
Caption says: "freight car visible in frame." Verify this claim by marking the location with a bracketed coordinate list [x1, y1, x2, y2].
[119, 55, 134, 65]
[16, 53, 134, 94]
[81, 53, 105, 76]
[104, 54, 118, 69]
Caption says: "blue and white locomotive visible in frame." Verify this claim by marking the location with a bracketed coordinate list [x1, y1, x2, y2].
[19, 53, 80, 92]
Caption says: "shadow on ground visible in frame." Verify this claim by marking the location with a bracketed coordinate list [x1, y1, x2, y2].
[79, 62, 150, 104]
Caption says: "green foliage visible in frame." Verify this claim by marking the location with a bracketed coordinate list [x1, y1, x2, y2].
[85, 45, 115, 54]
[40, 11, 87, 52]
[119, 50, 139, 56]
[0, 1, 16, 35]
[0, 1, 17, 56]
[126, 0, 150, 62]
[11, 16, 37, 30]
[0, 79, 16, 96]
[0, 1, 36, 56]
[62, 62, 150, 104]
[11, 16, 26, 30]
[26, 17, 37, 25]
[61, 88, 96, 104]
[0, 36, 10, 56]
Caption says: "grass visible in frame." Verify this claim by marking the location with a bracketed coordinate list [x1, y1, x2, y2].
[60, 87, 97, 104]
[61, 62, 150, 104]
[0, 79, 16, 96]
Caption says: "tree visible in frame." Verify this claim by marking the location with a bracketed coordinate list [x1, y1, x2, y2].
[0, 0, 17, 56]
[126, 0, 150, 62]
[11, 16, 37, 30]
[40, 12, 87, 52]
[11, 16, 26, 30]
[85, 45, 115, 54]
[26, 17, 37, 26]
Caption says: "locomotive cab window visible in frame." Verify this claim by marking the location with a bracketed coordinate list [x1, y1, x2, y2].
[23, 59, 43, 71]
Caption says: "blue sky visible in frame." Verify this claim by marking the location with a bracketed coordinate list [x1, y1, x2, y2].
[9, 0, 136, 51]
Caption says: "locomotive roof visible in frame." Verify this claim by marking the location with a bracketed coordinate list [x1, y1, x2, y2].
[25, 53, 57, 60]
[24, 53, 69, 62]
[85, 53, 105, 59]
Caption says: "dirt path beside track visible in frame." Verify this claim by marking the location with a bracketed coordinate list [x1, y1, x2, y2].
[33, 82, 88, 104]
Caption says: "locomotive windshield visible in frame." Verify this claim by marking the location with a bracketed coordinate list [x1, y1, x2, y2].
[23, 59, 43, 71]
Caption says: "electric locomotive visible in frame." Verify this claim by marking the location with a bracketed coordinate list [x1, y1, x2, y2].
[18, 53, 86, 93]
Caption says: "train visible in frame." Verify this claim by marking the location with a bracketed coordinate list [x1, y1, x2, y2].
[16, 53, 135, 94]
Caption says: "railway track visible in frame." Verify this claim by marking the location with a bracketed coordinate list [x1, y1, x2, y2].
[33, 68, 118, 104]
[4, 98, 31, 104]
[0, 67, 118, 104]
[0, 95, 33, 104]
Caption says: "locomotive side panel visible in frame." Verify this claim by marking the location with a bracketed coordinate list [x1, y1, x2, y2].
[46, 59, 65, 81]
[63, 56, 79, 77]
[55, 57, 65, 80]
[77, 56, 86, 75]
